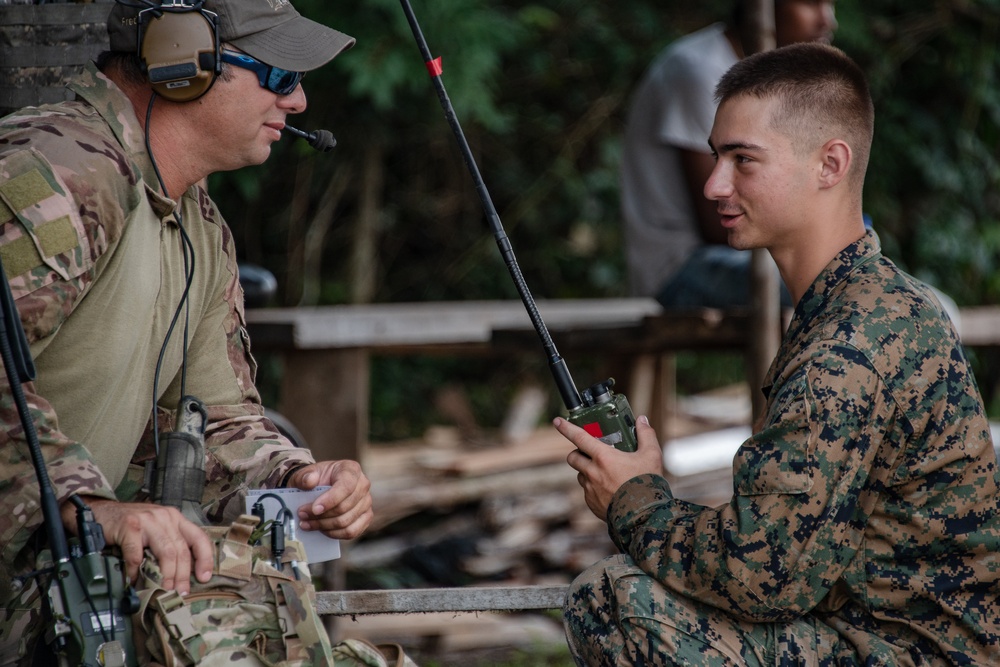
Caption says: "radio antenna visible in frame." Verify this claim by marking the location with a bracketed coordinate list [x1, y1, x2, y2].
[398, 0, 638, 451]
[0, 258, 68, 564]
[398, 0, 583, 412]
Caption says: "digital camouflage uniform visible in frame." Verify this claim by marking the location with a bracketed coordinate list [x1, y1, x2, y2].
[566, 231, 1000, 666]
[0, 63, 316, 664]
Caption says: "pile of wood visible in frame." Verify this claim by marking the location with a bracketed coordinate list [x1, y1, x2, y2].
[340, 384, 744, 590]
[342, 425, 616, 589]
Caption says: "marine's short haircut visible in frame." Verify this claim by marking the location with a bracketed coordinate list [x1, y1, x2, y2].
[715, 42, 874, 193]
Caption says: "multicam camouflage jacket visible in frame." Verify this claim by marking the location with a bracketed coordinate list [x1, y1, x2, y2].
[608, 230, 1000, 664]
[0, 64, 315, 605]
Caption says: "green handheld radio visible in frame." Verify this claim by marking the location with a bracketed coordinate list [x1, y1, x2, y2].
[39, 499, 138, 667]
[398, 0, 637, 452]
[570, 379, 637, 450]
[0, 254, 138, 666]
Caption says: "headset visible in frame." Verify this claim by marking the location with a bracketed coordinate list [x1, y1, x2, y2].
[135, 0, 221, 102]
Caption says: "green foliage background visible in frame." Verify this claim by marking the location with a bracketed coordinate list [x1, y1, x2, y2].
[210, 0, 1000, 438]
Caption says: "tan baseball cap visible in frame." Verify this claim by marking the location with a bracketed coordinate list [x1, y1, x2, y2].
[107, 0, 355, 72]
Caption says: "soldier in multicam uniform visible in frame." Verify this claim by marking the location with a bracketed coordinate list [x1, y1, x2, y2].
[0, 0, 373, 663]
[554, 43, 1000, 666]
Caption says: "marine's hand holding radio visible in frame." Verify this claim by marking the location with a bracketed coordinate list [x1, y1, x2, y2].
[60, 497, 214, 593]
[557, 415, 666, 521]
[283, 459, 373, 539]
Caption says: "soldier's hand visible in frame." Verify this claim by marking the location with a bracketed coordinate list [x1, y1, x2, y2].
[557, 415, 665, 520]
[63, 498, 214, 594]
[285, 460, 373, 540]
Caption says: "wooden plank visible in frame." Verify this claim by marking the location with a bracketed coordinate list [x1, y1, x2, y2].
[371, 463, 578, 530]
[957, 307, 1000, 348]
[639, 309, 752, 350]
[492, 308, 756, 354]
[316, 585, 568, 615]
[277, 349, 369, 465]
[245, 299, 662, 352]
[336, 611, 566, 651]
[251, 301, 1000, 356]
[416, 429, 573, 477]
[244, 319, 296, 350]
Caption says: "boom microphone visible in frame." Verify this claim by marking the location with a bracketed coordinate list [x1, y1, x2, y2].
[285, 125, 336, 152]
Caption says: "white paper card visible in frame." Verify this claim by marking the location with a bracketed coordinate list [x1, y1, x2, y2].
[244, 486, 341, 563]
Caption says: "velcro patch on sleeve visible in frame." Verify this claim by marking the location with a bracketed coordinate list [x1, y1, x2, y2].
[0, 234, 44, 280]
[36, 215, 78, 258]
[0, 169, 56, 212]
[0, 198, 13, 225]
[0, 150, 91, 287]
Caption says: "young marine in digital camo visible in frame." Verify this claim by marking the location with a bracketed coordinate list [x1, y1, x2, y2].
[556, 43, 1000, 666]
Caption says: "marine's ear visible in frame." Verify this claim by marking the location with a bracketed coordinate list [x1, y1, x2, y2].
[817, 138, 852, 190]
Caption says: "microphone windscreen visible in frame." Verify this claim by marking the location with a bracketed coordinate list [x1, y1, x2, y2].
[309, 130, 337, 153]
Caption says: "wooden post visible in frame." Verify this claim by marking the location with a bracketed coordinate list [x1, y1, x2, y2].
[742, 0, 776, 53]
[278, 348, 370, 466]
[741, 0, 781, 430]
[276, 348, 370, 640]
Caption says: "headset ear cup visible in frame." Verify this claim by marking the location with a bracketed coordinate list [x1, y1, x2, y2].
[140, 9, 219, 102]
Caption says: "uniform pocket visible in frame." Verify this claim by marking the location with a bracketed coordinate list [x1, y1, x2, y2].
[0, 150, 91, 297]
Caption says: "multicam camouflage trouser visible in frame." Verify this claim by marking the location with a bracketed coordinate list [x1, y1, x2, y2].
[564, 554, 856, 667]
[0, 579, 41, 666]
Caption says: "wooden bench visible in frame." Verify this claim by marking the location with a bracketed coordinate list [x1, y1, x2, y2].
[316, 585, 568, 616]
[246, 298, 665, 465]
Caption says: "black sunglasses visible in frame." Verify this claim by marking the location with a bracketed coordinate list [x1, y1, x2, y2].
[219, 51, 305, 96]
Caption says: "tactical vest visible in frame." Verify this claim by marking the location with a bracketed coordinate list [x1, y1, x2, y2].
[132, 514, 331, 666]
[131, 515, 418, 666]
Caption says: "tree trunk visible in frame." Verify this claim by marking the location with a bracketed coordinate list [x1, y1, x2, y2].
[349, 143, 384, 304]
[297, 164, 350, 306]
